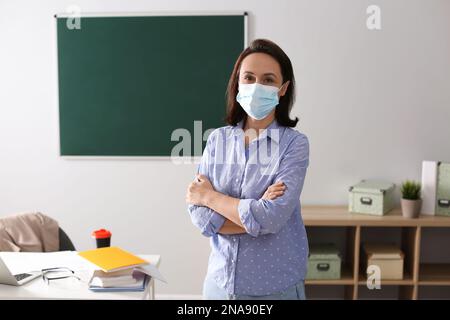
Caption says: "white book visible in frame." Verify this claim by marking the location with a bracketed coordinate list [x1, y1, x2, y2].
[91, 275, 138, 288]
[421, 160, 438, 215]
[89, 269, 137, 288]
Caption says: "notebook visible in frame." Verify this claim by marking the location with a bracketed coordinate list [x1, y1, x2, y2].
[90, 269, 137, 287]
[89, 272, 148, 292]
[78, 247, 149, 272]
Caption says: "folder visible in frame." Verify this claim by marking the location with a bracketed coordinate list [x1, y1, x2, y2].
[78, 246, 149, 272]
[421, 160, 438, 215]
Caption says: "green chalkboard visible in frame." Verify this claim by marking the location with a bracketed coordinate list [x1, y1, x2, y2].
[56, 14, 245, 156]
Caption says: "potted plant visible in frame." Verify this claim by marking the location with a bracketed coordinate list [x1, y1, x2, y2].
[400, 180, 422, 218]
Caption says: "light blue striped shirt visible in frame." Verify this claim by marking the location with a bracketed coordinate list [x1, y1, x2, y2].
[188, 119, 309, 296]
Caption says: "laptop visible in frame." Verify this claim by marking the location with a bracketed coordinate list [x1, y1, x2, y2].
[0, 256, 41, 286]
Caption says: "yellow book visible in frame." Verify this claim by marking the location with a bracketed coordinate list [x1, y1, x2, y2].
[78, 247, 149, 272]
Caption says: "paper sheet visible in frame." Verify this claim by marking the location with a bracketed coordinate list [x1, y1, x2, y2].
[136, 264, 167, 283]
[0, 251, 98, 274]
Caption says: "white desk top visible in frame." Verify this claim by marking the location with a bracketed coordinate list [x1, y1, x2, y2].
[0, 253, 160, 300]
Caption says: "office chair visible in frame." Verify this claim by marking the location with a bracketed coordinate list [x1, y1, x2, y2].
[58, 227, 76, 251]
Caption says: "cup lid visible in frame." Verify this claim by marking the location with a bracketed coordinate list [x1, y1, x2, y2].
[92, 229, 111, 239]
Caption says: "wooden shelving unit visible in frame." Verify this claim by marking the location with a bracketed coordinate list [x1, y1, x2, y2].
[419, 263, 450, 285]
[302, 205, 450, 300]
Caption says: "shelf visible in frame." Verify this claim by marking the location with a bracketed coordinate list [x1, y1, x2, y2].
[358, 285, 414, 300]
[419, 263, 450, 285]
[305, 285, 355, 300]
[302, 205, 450, 299]
[305, 267, 354, 285]
[302, 205, 450, 227]
[358, 271, 414, 286]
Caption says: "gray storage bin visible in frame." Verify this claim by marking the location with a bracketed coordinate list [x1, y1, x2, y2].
[436, 162, 450, 217]
[306, 244, 341, 280]
[349, 180, 396, 216]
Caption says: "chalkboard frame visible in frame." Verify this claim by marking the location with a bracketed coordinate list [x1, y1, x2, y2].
[55, 12, 248, 159]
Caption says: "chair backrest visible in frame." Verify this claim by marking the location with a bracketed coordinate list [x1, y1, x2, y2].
[58, 227, 76, 251]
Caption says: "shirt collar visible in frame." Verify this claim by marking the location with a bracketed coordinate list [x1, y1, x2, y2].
[233, 119, 281, 145]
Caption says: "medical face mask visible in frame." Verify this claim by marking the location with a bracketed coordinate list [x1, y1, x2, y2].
[236, 83, 282, 120]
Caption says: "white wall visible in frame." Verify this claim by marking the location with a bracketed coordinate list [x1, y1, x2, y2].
[1, 0, 450, 297]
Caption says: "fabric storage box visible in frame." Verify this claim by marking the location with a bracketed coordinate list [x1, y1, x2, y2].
[306, 244, 341, 280]
[436, 162, 450, 217]
[363, 243, 404, 280]
[349, 180, 395, 216]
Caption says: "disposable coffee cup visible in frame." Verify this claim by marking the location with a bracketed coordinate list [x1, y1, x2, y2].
[92, 229, 112, 248]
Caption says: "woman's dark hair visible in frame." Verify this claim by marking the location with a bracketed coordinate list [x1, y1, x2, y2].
[225, 39, 298, 127]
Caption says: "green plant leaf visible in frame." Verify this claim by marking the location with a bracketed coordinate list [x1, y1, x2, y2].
[401, 180, 421, 200]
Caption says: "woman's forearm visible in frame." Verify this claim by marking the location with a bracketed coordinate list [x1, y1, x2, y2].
[219, 219, 247, 235]
[204, 190, 244, 228]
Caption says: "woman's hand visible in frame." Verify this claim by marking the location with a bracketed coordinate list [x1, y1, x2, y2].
[186, 174, 215, 206]
[262, 181, 286, 200]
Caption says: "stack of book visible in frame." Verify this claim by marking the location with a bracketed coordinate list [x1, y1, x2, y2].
[78, 246, 150, 292]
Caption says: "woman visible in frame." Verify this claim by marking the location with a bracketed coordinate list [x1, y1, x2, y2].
[186, 39, 309, 300]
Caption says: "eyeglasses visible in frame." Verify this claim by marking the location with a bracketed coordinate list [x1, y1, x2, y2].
[41, 267, 81, 285]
